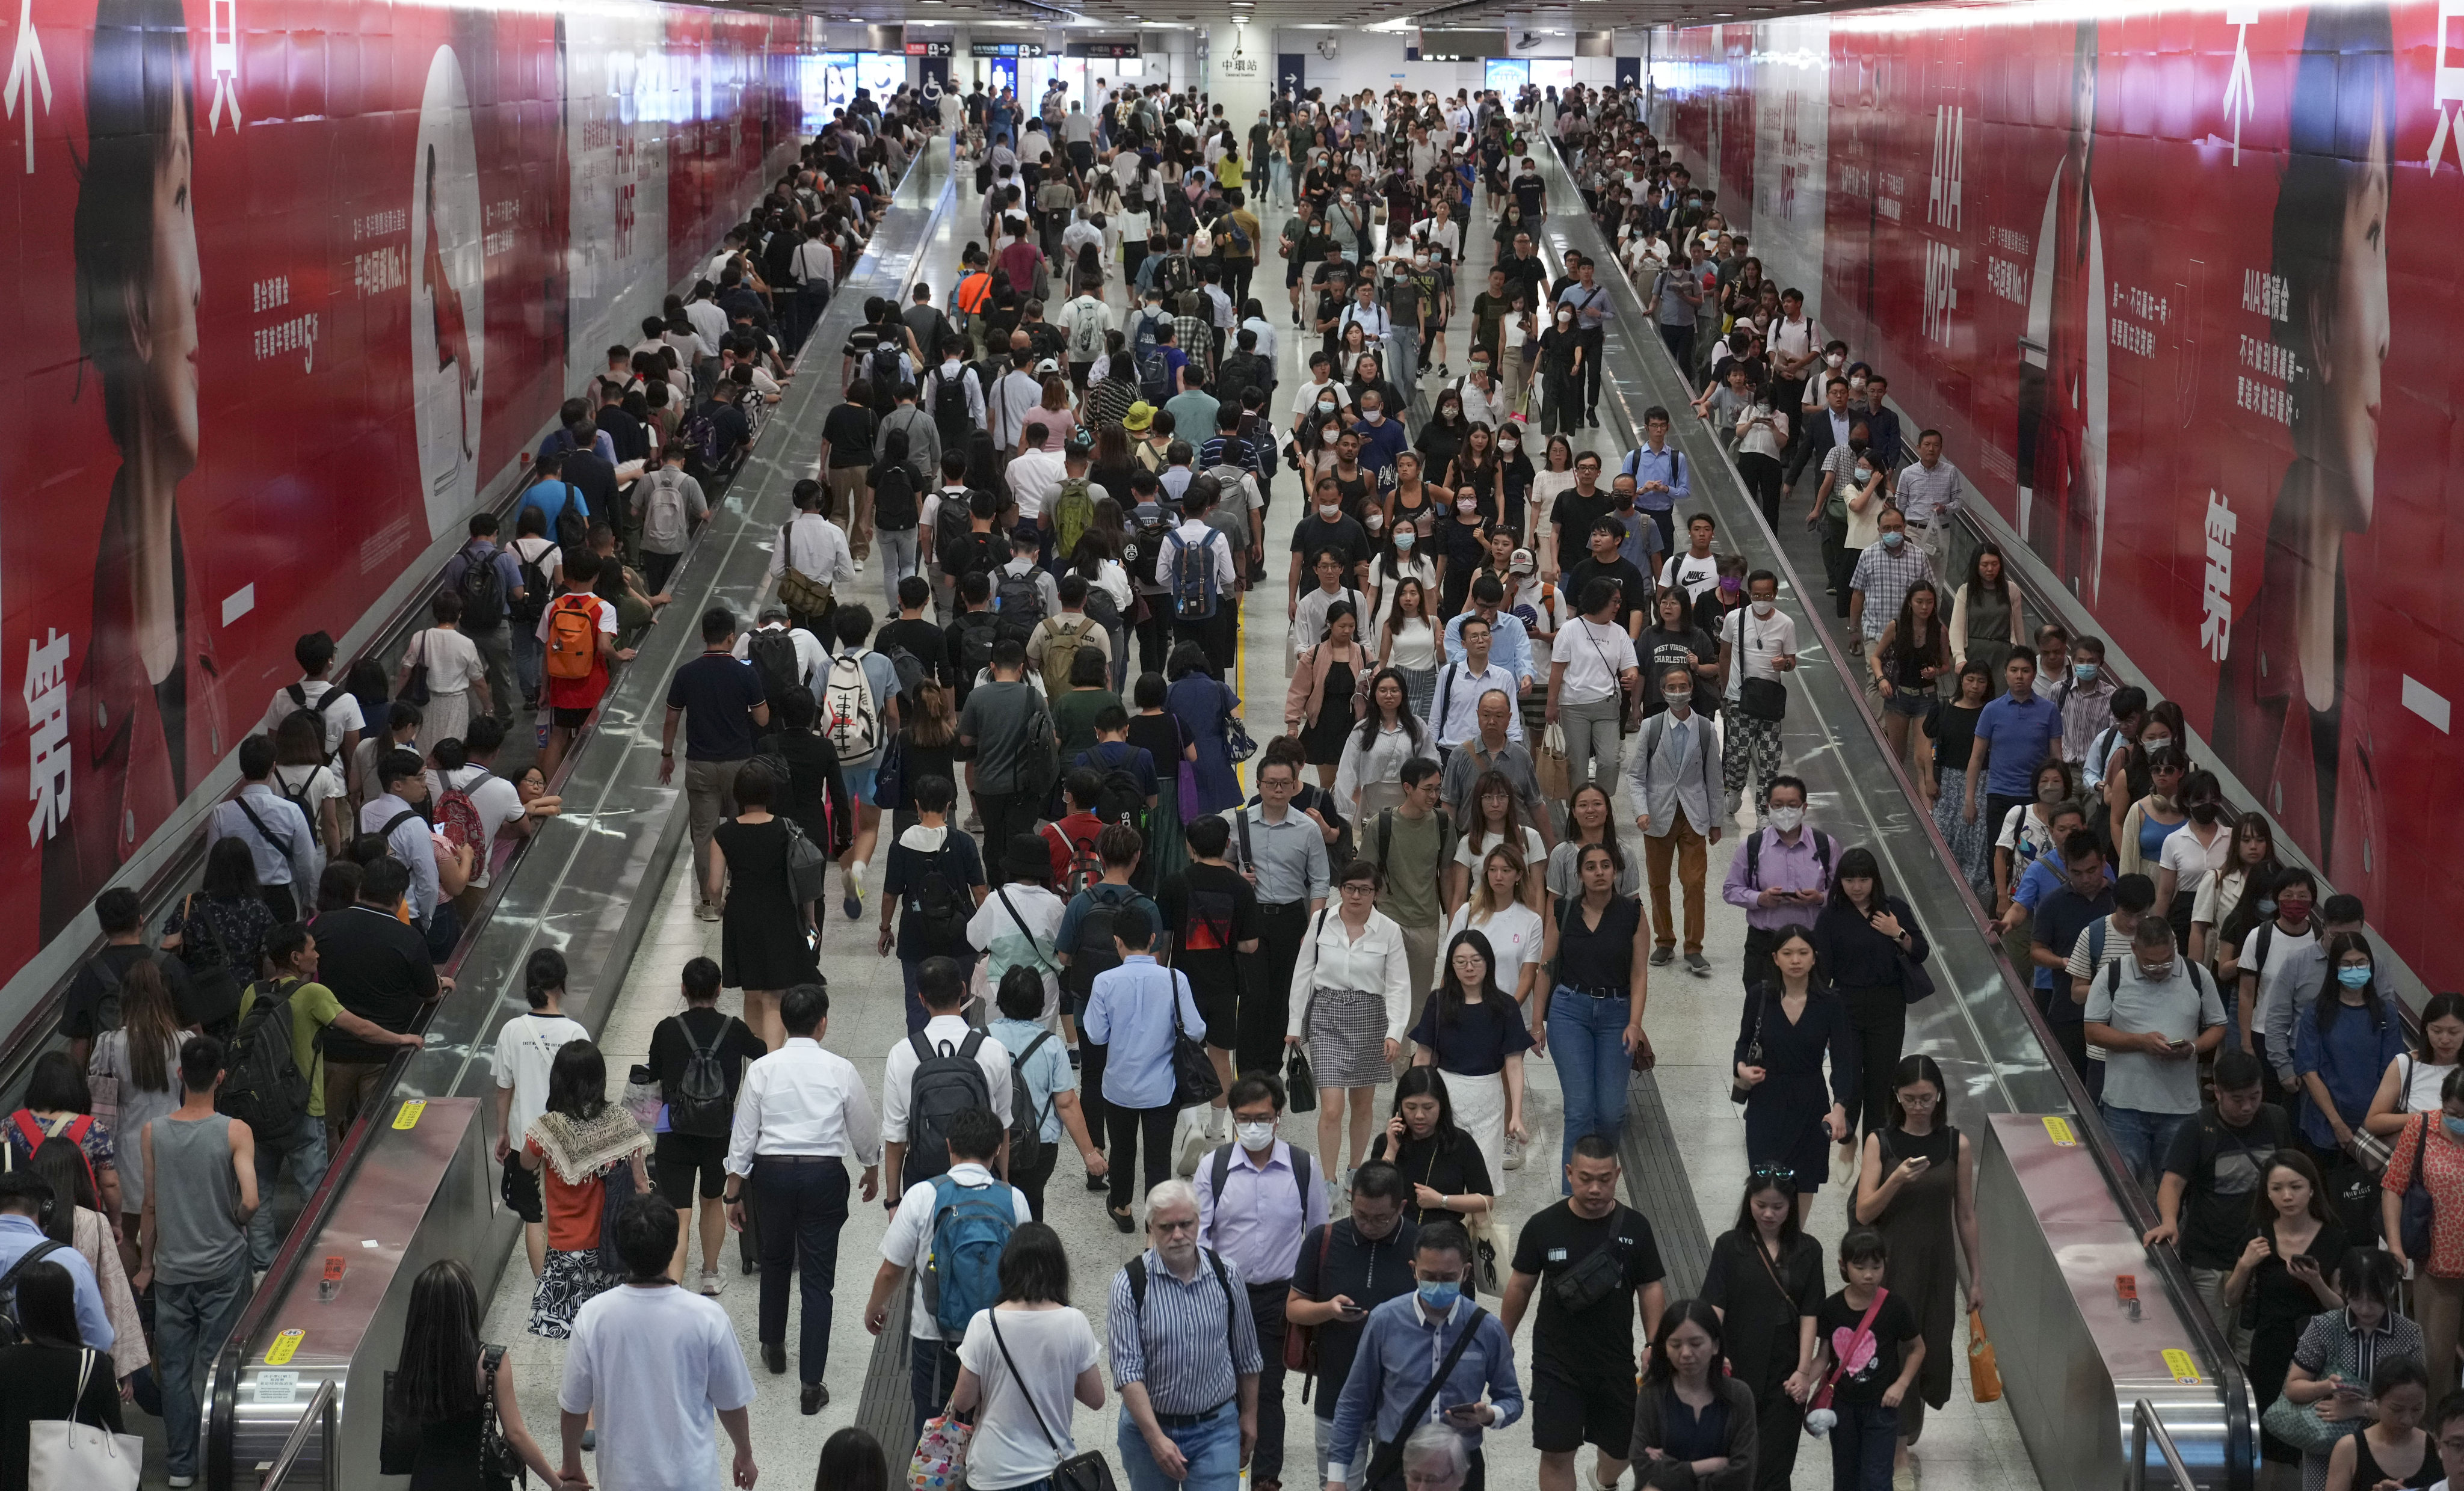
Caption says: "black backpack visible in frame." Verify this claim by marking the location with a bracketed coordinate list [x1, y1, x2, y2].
[874, 460, 925, 533]
[455, 543, 507, 632]
[1743, 828, 1833, 891]
[931, 369, 974, 451]
[935, 494, 982, 575]
[0, 1240, 66, 1348]
[1064, 886, 1136, 998]
[668, 1015, 737, 1138]
[218, 979, 312, 1139]
[1093, 765, 1148, 842]
[747, 629, 803, 705]
[951, 613, 998, 681]
[867, 343, 904, 414]
[993, 568, 1046, 644]
[904, 1030, 993, 1183]
[1007, 1030, 1056, 1179]
[286, 683, 356, 767]
[511, 544, 552, 626]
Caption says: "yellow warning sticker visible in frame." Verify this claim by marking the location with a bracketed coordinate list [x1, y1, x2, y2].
[393, 1101, 426, 1130]
[265, 1329, 305, 1366]
[2042, 1116, 2078, 1147]
[2163, 1348, 2204, 1385]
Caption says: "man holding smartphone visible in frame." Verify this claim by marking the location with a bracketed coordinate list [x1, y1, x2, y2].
[1326, 1220, 1521, 1491]
[1719, 775, 1836, 993]
[1287, 1164, 1420, 1489]
[2084, 918, 2228, 1187]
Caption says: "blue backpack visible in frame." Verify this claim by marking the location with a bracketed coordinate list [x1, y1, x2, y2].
[1165, 528, 1222, 621]
[922, 1175, 1015, 1336]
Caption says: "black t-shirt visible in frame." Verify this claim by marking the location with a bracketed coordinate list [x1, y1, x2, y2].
[877, 618, 952, 697]
[1642, 629, 1721, 718]
[1550, 489, 1617, 561]
[1290, 514, 1372, 575]
[561, 447, 619, 516]
[310, 905, 440, 1063]
[1124, 714, 1184, 781]
[1292, 1217, 1423, 1400]
[1509, 1201, 1666, 1379]
[1408, 994, 1535, 1078]
[1567, 557, 1652, 633]
[1158, 864, 1260, 992]
[693, 400, 752, 459]
[822, 403, 878, 467]
[1814, 1288, 1922, 1406]
[648, 1007, 769, 1110]
[2163, 1103, 2291, 1269]
[1373, 1129, 1495, 1228]
[58, 946, 198, 1042]
[1512, 173, 1547, 219]
[667, 654, 768, 762]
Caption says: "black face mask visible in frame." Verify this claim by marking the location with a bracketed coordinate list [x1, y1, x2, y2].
[2188, 802, 2222, 824]
[1848, 438, 1869, 454]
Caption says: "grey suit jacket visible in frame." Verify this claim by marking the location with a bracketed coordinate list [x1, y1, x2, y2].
[1625, 708, 1721, 837]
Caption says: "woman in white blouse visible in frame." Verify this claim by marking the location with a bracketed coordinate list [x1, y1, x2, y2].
[1446, 770, 1547, 912]
[1372, 576, 1442, 722]
[1285, 860, 1415, 1193]
[395, 591, 491, 750]
[1528, 435, 1582, 574]
[2152, 768, 2232, 950]
[1333, 668, 1434, 820]
[1447, 844, 1545, 1012]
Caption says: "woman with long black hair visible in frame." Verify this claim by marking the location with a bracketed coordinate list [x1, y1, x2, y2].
[1625, 1299, 1758, 1491]
[1408, 930, 1532, 1180]
[1332, 666, 1433, 823]
[2295, 930, 2406, 1235]
[1698, 1171, 1822, 1490]
[1732, 925, 1855, 1221]
[1366, 1065, 1495, 1234]
[386, 1258, 562, 1489]
[0, 1260, 128, 1491]
[520, 1040, 650, 1341]
[1813, 849, 1930, 1162]
[944, 1221, 1107, 1490]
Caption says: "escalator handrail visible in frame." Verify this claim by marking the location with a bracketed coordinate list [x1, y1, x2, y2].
[1538, 125, 2258, 1490]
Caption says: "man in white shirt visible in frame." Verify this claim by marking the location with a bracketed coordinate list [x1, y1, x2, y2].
[1060, 209, 1104, 272]
[492, 951, 590, 1277]
[263, 630, 364, 770]
[684, 286, 729, 357]
[1456, 358, 1500, 430]
[767, 485, 857, 626]
[1288, 351, 1352, 439]
[1719, 571, 1799, 817]
[1431, 616, 1522, 752]
[1005, 428, 1069, 525]
[723, 982, 881, 1409]
[1336, 278, 1390, 346]
[861, 1107, 1033, 1444]
[880, 957, 1015, 1194]
[925, 354, 987, 434]
[560, 1199, 758, 1491]
[989, 348, 1045, 451]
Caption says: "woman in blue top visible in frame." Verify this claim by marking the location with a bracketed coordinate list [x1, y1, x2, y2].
[2295, 932, 2409, 1234]
[987, 968, 1106, 1222]
[1163, 643, 1244, 816]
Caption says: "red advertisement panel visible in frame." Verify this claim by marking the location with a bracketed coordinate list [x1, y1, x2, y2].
[0, 0, 805, 962]
[1657, 2, 2463, 986]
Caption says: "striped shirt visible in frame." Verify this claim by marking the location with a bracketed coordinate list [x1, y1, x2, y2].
[1893, 458, 1967, 526]
[1106, 1247, 1264, 1413]
[1849, 543, 1937, 641]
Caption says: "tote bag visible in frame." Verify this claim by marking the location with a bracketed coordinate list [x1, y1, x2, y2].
[28, 1349, 142, 1491]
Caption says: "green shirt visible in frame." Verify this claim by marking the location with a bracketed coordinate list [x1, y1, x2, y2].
[236, 978, 344, 1119]
[1053, 687, 1122, 767]
[1372, 808, 1452, 929]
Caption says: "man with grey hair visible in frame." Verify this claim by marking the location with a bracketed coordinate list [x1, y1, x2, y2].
[1399, 1422, 1470, 1491]
[1109, 1178, 1264, 1491]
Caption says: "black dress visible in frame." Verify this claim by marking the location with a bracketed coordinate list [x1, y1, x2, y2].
[757, 728, 851, 856]
[1698, 1229, 1823, 1491]
[1733, 984, 1858, 1193]
[0, 1343, 125, 1491]
[715, 817, 819, 990]
[1302, 657, 1358, 765]
[1370, 1127, 1494, 1229]
[2249, 1220, 2349, 1463]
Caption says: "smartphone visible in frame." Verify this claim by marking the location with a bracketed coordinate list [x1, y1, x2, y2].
[1905, 1155, 1932, 1173]
[1337, 1302, 1367, 1320]
[1445, 1403, 1484, 1425]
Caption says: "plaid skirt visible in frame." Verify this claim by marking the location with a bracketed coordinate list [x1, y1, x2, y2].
[1308, 985, 1390, 1090]
[529, 1247, 620, 1340]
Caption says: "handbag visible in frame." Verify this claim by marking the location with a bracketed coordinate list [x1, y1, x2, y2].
[1168, 968, 1224, 1109]
[1732, 985, 1766, 1107]
[401, 632, 433, 707]
[1897, 942, 1936, 1004]
[777, 523, 836, 616]
[781, 816, 832, 908]
[1734, 610, 1787, 721]
[1286, 1225, 1334, 1379]
[1968, 1308, 2003, 1403]
[908, 1413, 973, 1491]
[29, 1350, 141, 1491]
[2401, 1111, 2438, 1261]
[873, 731, 909, 812]
[1465, 1211, 1503, 1296]
[1286, 1045, 1319, 1115]
[1533, 722, 1572, 802]
[988, 1312, 1118, 1491]
[1222, 684, 1258, 763]
[476, 1342, 523, 1486]
[2259, 1316, 2362, 1455]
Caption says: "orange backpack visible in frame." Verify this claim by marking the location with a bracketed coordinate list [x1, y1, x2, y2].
[543, 595, 600, 682]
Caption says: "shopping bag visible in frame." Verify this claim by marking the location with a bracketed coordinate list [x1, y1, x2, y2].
[28, 1351, 141, 1491]
[1533, 722, 1572, 802]
[909, 1414, 972, 1491]
[1968, 1308, 2002, 1403]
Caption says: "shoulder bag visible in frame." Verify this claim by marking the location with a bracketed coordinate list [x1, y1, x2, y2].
[28, 1349, 141, 1491]
[1806, 1287, 1890, 1432]
[2259, 1314, 2364, 1454]
[1284, 1226, 1335, 1382]
[1361, 1306, 1490, 1491]
[2401, 1112, 2438, 1261]
[1168, 968, 1223, 1108]
[1731, 985, 1766, 1107]
[1736, 610, 1787, 722]
[987, 1311, 1118, 1491]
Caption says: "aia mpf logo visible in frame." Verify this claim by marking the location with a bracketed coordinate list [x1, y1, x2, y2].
[1923, 104, 1962, 346]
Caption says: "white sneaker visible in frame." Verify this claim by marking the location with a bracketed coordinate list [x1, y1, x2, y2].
[1502, 1132, 1523, 1170]
[855, 559, 866, 574]
[701, 1269, 725, 1297]
[1176, 1119, 1211, 1178]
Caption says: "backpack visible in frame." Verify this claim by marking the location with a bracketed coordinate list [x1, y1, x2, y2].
[543, 595, 600, 683]
[935, 493, 981, 574]
[684, 406, 728, 472]
[1052, 478, 1096, 562]
[276, 766, 331, 828]
[952, 613, 999, 681]
[1165, 529, 1222, 621]
[1037, 618, 1096, 696]
[930, 369, 974, 452]
[747, 629, 804, 705]
[668, 1014, 736, 1138]
[1064, 887, 1136, 998]
[882, 643, 928, 698]
[639, 468, 694, 549]
[922, 1172, 1015, 1336]
[0, 1240, 66, 1348]
[1124, 502, 1175, 579]
[903, 1030, 993, 1184]
[218, 979, 312, 1139]
[867, 343, 904, 414]
[286, 683, 356, 766]
[1067, 300, 1107, 363]
[874, 459, 925, 533]
[455, 544, 507, 632]
[994, 568, 1047, 644]
[1092, 762, 1150, 843]
[1131, 312, 1172, 401]
[1743, 828, 1833, 892]
[822, 652, 882, 764]
[434, 770, 488, 857]
[1056, 817, 1104, 896]
[511, 544, 553, 626]
[1006, 1030, 1056, 1181]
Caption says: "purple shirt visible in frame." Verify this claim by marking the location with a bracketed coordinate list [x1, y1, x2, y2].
[1193, 1138, 1331, 1285]
[1720, 828, 1841, 932]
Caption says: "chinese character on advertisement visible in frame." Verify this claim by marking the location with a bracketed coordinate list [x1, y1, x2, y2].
[2201, 493, 2237, 663]
[23, 629, 70, 844]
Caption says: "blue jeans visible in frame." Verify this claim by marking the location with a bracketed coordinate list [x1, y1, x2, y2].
[751, 1157, 851, 1385]
[1119, 1400, 1241, 1491]
[1547, 986, 1631, 1185]
[2102, 1104, 2193, 1190]
[1828, 1400, 1899, 1491]
[249, 1115, 329, 1268]
[158, 1259, 253, 1477]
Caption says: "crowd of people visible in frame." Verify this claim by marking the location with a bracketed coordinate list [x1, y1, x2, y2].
[8, 60, 2444, 1491]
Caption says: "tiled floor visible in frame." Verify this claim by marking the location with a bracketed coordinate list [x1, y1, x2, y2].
[480, 146, 2044, 1491]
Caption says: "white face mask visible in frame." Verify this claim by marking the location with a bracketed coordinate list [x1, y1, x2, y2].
[1235, 1121, 1277, 1151]
[1826, 351, 1845, 366]
[1365, 513, 1385, 532]
[1767, 805, 1805, 833]
[1317, 399, 1337, 414]
[1319, 504, 1341, 522]
[1362, 409, 1384, 425]
[1751, 600, 1776, 618]
[1322, 427, 1340, 444]
[1498, 437, 1519, 453]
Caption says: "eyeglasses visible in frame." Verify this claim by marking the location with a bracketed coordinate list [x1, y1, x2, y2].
[1897, 1092, 1941, 1109]
[1749, 1164, 1796, 1181]
[1339, 883, 1375, 896]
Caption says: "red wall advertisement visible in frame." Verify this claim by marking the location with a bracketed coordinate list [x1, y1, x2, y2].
[0, 0, 806, 971]
[1655, 2, 2464, 989]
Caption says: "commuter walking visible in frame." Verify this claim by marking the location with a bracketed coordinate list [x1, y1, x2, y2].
[491, 947, 591, 1280]
[2086, 920, 2228, 1187]
[1625, 1302, 1760, 1491]
[1628, 665, 1722, 976]
[384, 1259, 565, 1489]
[1287, 859, 1414, 1196]
[84, 956, 182, 1239]
[1730, 925, 1854, 1214]
[1717, 570, 1796, 817]
[0, 1171, 115, 1354]
[0, 1257, 128, 1490]
[1535, 843, 1651, 1175]
[661, 607, 772, 923]
[1327, 1219, 1522, 1491]
[1699, 1170, 1824, 1489]
[2147, 1049, 2287, 1359]
[1286, 1161, 1421, 1487]
[879, 956, 1012, 1198]
[1814, 849, 1932, 1152]
[724, 982, 881, 1412]
[1717, 776, 1837, 992]
[1545, 580, 1641, 793]
[707, 763, 819, 1051]
[1160, 816, 1263, 1145]
[1224, 758, 1331, 1081]
[140, 1036, 260, 1491]
[944, 1221, 1109, 1491]
[879, 775, 990, 1032]
[958, 639, 1058, 856]
[1106, 1180, 1264, 1491]
[1084, 906, 1206, 1231]
[520, 1040, 647, 1341]
[988, 968, 1108, 1221]
[645, 957, 765, 1291]
[1408, 933, 1532, 1182]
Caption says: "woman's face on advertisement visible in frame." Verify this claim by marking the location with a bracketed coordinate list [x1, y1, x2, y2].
[146, 77, 202, 468]
[2321, 97, 2391, 530]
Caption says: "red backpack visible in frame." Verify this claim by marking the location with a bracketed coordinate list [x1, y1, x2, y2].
[435, 770, 488, 858]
